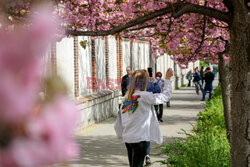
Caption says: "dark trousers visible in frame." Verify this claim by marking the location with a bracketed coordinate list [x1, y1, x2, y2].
[154, 104, 163, 120]
[188, 80, 191, 87]
[146, 141, 150, 155]
[125, 141, 147, 167]
[202, 83, 213, 100]
[194, 81, 203, 95]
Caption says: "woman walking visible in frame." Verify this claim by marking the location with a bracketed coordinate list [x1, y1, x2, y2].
[154, 72, 165, 122]
[114, 68, 173, 167]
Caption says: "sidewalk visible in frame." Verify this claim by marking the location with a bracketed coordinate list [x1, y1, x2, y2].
[65, 83, 216, 167]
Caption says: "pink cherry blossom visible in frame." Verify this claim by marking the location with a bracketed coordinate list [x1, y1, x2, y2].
[0, 5, 79, 167]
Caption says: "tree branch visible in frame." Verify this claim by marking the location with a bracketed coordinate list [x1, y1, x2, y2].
[207, 18, 229, 28]
[192, 1, 208, 55]
[193, 15, 207, 55]
[129, 24, 157, 31]
[171, 2, 231, 22]
[67, 2, 231, 36]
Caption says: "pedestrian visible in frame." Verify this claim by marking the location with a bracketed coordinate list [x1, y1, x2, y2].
[186, 70, 192, 87]
[200, 66, 204, 85]
[154, 72, 165, 122]
[114, 68, 173, 167]
[193, 67, 203, 95]
[201, 67, 214, 101]
[121, 66, 132, 96]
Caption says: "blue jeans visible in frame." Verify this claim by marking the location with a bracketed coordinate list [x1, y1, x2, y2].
[194, 81, 203, 95]
[202, 83, 213, 100]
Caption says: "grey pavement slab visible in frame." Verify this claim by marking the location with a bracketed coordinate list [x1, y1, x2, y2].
[55, 81, 218, 167]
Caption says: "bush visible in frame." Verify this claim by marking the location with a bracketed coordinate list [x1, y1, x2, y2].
[161, 86, 230, 167]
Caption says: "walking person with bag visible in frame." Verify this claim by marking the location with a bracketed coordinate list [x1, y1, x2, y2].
[193, 67, 203, 95]
[114, 68, 173, 167]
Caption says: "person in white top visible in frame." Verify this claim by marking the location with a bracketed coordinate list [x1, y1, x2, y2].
[154, 72, 165, 122]
[114, 68, 173, 167]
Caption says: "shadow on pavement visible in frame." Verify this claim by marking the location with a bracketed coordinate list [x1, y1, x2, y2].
[68, 135, 176, 167]
[160, 115, 198, 126]
[70, 135, 127, 166]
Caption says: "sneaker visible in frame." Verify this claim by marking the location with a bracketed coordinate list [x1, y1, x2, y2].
[167, 102, 171, 107]
[145, 156, 151, 165]
[201, 99, 205, 101]
[159, 119, 163, 122]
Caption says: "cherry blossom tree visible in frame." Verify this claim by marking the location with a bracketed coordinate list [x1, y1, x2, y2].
[1, 0, 249, 166]
[61, 1, 250, 166]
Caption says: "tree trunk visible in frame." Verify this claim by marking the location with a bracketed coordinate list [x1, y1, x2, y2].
[229, 1, 250, 166]
[218, 54, 232, 142]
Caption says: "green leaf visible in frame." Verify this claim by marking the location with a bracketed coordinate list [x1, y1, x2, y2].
[80, 40, 88, 49]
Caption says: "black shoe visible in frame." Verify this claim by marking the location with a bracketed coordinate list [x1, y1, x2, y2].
[201, 99, 205, 101]
[145, 157, 151, 165]
[158, 119, 163, 122]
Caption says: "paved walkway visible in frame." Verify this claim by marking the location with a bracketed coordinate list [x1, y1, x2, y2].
[63, 84, 216, 167]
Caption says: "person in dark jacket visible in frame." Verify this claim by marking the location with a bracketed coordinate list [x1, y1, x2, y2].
[201, 67, 214, 101]
[193, 67, 203, 95]
[121, 66, 132, 96]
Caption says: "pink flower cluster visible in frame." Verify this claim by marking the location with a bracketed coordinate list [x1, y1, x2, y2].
[0, 8, 79, 167]
[61, 0, 230, 68]
[3, 0, 231, 68]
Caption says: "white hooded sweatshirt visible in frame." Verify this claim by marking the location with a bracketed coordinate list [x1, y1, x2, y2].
[114, 80, 172, 144]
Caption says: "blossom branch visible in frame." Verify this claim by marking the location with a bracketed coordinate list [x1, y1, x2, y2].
[66, 2, 231, 36]
[129, 24, 157, 32]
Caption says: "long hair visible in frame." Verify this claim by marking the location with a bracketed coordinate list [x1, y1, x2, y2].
[126, 70, 149, 100]
[205, 67, 211, 72]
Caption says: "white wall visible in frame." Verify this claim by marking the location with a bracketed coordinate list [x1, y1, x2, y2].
[131, 42, 139, 71]
[138, 42, 144, 69]
[122, 40, 131, 75]
[144, 43, 150, 69]
[56, 37, 75, 98]
[108, 36, 117, 82]
[78, 36, 92, 97]
[95, 37, 106, 92]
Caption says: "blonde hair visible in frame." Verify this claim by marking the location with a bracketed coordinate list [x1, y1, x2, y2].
[126, 70, 149, 100]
